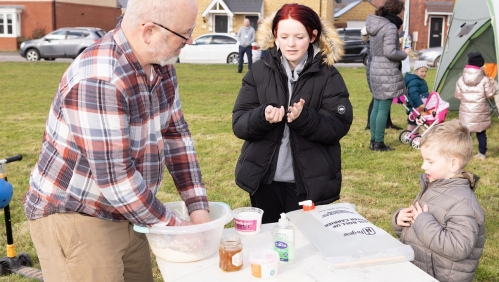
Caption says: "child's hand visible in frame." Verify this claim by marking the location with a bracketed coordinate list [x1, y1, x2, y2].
[396, 206, 415, 227]
[412, 202, 429, 222]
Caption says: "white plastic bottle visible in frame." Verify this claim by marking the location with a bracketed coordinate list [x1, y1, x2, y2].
[272, 213, 295, 263]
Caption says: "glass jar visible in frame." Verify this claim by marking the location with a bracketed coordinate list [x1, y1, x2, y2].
[219, 235, 243, 272]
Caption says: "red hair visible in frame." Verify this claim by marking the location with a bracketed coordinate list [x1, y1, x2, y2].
[272, 3, 322, 44]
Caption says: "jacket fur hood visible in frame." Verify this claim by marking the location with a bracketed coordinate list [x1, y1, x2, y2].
[256, 13, 344, 66]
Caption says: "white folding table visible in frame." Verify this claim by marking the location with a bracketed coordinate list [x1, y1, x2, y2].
[156, 223, 438, 282]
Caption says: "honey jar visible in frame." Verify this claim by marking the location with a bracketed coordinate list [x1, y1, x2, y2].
[219, 235, 243, 272]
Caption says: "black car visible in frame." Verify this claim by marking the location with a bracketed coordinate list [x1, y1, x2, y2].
[337, 28, 368, 65]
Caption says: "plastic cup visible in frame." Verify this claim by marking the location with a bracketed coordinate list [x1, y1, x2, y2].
[232, 207, 263, 235]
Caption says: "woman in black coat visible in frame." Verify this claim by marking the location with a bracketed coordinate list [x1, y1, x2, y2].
[232, 3, 353, 223]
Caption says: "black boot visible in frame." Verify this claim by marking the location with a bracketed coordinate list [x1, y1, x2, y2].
[373, 142, 395, 151]
[370, 139, 374, 150]
[365, 124, 370, 130]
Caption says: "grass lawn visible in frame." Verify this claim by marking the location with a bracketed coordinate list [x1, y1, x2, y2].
[0, 62, 498, 281]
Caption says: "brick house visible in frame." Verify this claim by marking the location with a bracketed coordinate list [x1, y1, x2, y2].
[0, 0, 121, 51]
[334, 0, 377, 28]
[116, 0, 336, 40]
[195, 0, 335, 39]
[370, 0, 455, 50]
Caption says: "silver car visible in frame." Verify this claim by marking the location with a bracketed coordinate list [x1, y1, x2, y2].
[20, 27, 106, 61]
[418, 46, 443, 67]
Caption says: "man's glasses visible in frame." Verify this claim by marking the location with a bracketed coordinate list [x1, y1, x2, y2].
[152, 22, 193, 45]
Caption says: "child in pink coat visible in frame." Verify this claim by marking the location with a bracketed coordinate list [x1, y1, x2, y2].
[454, 52, 496, 159]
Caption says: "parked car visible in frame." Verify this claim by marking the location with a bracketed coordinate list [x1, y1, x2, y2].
[20, 27, 106, 61]
[418, 46, 443, 67]
[178, 33, 260, 64]
[337, 28, 368, 65]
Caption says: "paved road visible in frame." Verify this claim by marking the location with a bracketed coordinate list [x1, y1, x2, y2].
[0, 51, 418, 68]
[0, 51, 73, 62]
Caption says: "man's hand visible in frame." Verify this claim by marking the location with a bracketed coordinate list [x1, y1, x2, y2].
[396, 206, 415, 227]
[189, 209, 211, 225]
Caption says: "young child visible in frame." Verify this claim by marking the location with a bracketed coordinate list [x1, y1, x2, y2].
[391, 119, 485, 282]
[404, 60, 429, 133]
[454, 52, 496, 159]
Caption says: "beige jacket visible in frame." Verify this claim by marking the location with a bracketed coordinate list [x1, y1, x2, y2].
[454, 67, 496, 132]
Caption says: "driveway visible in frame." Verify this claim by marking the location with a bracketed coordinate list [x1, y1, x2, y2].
[0, 51, 73, 62]
[0, 51, 418, 69]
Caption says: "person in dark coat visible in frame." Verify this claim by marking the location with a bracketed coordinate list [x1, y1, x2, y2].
[232, 3, 352, 223]
[366, 0, 411, 151]
[362, 26, 402, 136]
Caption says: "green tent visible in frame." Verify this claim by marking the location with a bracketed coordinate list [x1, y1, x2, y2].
[433, 0, 498, 110]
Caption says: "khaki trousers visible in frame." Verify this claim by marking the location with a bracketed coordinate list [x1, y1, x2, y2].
[28, 212, 153, 282]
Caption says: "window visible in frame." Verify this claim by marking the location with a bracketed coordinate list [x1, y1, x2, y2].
[67, 31, 83, 39]
[346, 30, 362, 41]
[45, 30, 67, 41]
[195, 35, 212, 45]
[212, 35, 236, 44]
[0, 7, 23, 37]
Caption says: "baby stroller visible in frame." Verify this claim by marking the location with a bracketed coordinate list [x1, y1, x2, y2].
[397, 91, 450, 149]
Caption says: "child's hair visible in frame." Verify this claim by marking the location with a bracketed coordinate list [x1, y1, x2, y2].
[420, 119, 473, 169]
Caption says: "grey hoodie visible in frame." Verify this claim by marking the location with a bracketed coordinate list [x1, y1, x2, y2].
[366, 14, 407, 99]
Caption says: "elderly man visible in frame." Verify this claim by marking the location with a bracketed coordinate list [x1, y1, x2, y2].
[236, 18, 255, 73]
[23, 0, 210, 281]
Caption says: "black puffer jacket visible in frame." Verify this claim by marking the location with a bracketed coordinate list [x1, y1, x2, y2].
[232, 15, 352, 205]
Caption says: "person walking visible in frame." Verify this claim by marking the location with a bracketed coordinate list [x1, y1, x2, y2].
[366, 0, 411, 151]
[237, 18, 255, 73]
[23, 0, 211, 281]
[232, 4, 352, 224]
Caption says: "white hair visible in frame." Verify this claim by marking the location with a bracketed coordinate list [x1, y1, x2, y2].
[122, 0, 183, 30]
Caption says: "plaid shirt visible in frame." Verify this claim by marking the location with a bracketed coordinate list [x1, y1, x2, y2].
[24, 24, 209, 226]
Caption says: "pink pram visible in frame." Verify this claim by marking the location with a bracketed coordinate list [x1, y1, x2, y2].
[398, 91, 449, 149]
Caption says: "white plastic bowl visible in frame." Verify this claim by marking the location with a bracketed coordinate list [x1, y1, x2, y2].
[233, 207, 263, 235]
[134, 201, 232, 262]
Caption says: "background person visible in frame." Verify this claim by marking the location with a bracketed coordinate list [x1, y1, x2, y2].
[455, 52, 496, 160]
[366, 0, 411, 151]
[237, 18, 256, 73]
[232, 3, 352, 224]
[361, 26, 402, 140]
[392, 119, 485, 282]
[23, 0, 210, 281]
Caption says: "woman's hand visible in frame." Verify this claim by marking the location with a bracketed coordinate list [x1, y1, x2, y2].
[265, 105, 285, 123]
[404, 47, 412, 54]
[287, 99, 305, 123]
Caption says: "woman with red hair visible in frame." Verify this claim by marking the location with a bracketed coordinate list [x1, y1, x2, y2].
[232, 4, 352, 223]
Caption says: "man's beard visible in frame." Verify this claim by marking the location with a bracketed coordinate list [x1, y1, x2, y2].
[149, 41, 180, 66]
